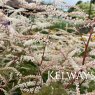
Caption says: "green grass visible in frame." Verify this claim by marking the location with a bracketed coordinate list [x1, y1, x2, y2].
[48, 21, 74, 33]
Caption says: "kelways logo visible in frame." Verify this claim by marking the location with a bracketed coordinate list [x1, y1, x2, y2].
[48, 70, 95, 80]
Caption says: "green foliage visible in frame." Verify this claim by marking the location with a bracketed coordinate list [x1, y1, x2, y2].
[79, 68, 95, 94]
[68, 7, 76, 12]
[49, 22, 66, 30]
[11, 88, 22, 95]
[36, 82, 68, 95]
[49, 21, 73, 31]
[41, 30, 49, 34]
[80, 85, 87, 94]
[68, 1, 95, 18]
[76, 0, 83, 5]
[67, 29, 75, 33]
[90, 55, 95, 59]
[18, 61, 38, 75]
[42, 71, 48, 82]
[91, 0, 95, 4]
[87, 80, 95, 92]
[80, 80, 95, 94]
[33, 28, 42, 32]
[77, 2, 95, 18]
